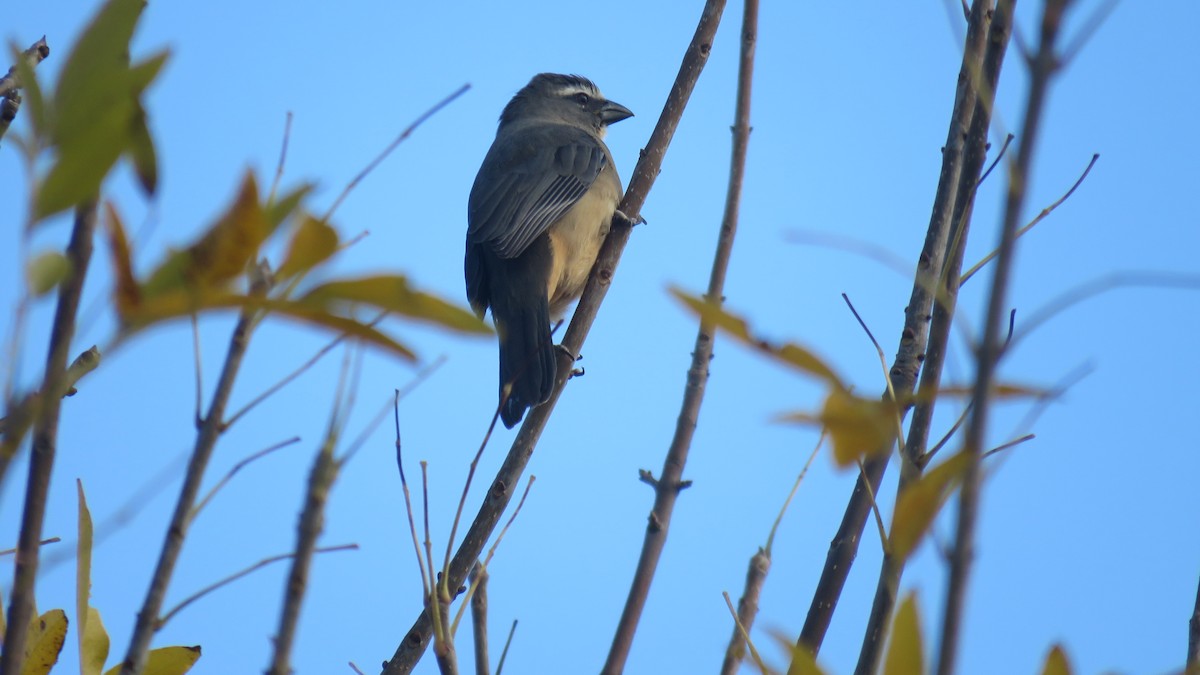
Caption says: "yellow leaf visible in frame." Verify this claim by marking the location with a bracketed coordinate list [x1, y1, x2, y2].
[1039, 644, 1073, 675]
[142, 172, 269, 295]
[670, 288, 843, 387]
[264, 184, 314, 230]
[768, 631, 827, 675]
[300, 275, 490, 335]
[131, 646, 201, 675]
[26, 252, 72, 296]
[890, 453, 970, 561]
[103, 202, 141, 318]
[22, 609, 68, 675]
[277, 215, 339, 279]
[781, 389, 898, 467]
[80, 607, 110, 675]
[883, 592, 924, 675]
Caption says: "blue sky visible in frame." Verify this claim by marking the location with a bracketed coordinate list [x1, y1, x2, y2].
[3, 1, 1198, 674]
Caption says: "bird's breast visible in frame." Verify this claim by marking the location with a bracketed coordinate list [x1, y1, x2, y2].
[545, 167, 621, 319]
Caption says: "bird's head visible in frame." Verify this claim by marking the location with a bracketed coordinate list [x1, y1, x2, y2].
[500, 73, 633, 137]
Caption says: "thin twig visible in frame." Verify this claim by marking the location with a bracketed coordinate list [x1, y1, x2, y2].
[191, 436, 301, 519]
[119, 266, 270, 675]
[1, 201, 95, 674]
[602, 2, 751, 671]
[766, 429, 825, 556]
[451, 476, 536, 635]
[723, 591, 768, 675]
[976, 134, 1015, 188]
[225, 312, 388, 430]
[494, 620, 517, 675]
[395, 391, 430, 597]
[469, 565, 490, 675]
[0, 346, 100, 450]
[0, 38, 51, 144]
[1059, 0, 1119, 67]
[323, 85, 470, 222]
[382, 1, 727, 669]
[1188, 573, 1200, 669]
[720, 553, 770, 675]
[0, 537, 60, 556]
[268, 111, 294, 204]
[190, 314, 203, 426]
[980, 433, 1034, 459]
[159, 544, 357, 628]
[936, 3, 1069, 673]
[961, 153, 1099, 285]
[266, 431, 343, 674]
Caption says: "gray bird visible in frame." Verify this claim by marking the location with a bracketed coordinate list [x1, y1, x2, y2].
[466, 73, 633, 428]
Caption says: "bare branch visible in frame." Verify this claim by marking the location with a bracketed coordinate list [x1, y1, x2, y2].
[469, 566, 490, 675]
[0, 38, 51, 143]
[766, 429, 825, 555]
[799, 0, 1013, 664]
[494, 620, 517, 675]
[723, 590, 768, 675]
[268, 111, 294, 204]
[1, 201, 95, 673]
[191, 436, 301, 520]
[936, 2, 1070, 672]
[603, 1, 754, 670]
[119, 265, 271, 675]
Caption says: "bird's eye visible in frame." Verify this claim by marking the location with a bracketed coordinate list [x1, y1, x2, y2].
[574, 92, 590, 106]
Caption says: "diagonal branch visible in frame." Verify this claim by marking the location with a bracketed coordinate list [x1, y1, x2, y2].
[380, 2, 729, 671]
[792, 0, 1001, 661]
[853, 1, 1016, 672]
[118, 264, 272, 675]
[602, 0, 755, 671]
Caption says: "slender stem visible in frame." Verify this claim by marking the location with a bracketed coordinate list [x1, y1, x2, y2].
[720, 550, 770, 675]
[853, 1, 1015, 672]
[266, 435, 341, 675]
[601, 2, 752, 671]
[380, 1, 727, 670]
[935, 2, 1068, 673]
[469, 566, 490, 675]
[792, 0, 997, 662]
[0, 202, 95, 673]
[1188, 573, 1200, 669]
[118, 273, 268, 675]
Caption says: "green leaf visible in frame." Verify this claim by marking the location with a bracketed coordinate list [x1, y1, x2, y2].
[26, 251, 72, 296]
[890, 452, 970, 562]
[277, 215, 338, 279]
[35, 101, 130, 218]
[670, 287, 843, 387]
[53, 0, 144, 133]
[883, 592, 924, 675]
[1039, 644, 1072, 675]
[22, 609, 68, 675]
[301, 275, 490, 334]
[127, 103, 158, 195]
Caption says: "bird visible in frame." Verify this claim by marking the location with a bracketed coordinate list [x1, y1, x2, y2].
[466, 73, 633, 428]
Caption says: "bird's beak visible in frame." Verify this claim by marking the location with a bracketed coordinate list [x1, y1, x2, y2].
[599, 99, 634, 125]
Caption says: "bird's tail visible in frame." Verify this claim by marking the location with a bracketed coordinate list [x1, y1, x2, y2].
[496, 302, 555, 429]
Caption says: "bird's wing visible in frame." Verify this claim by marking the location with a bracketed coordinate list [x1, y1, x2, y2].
[468, 126, 608, 259]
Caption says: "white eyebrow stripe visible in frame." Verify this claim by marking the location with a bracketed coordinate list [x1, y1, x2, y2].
[555, 84, 601, 98]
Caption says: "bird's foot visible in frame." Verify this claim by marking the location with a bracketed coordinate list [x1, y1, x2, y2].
[555, 344, 585, 378]
[614, 209, 646, 228]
